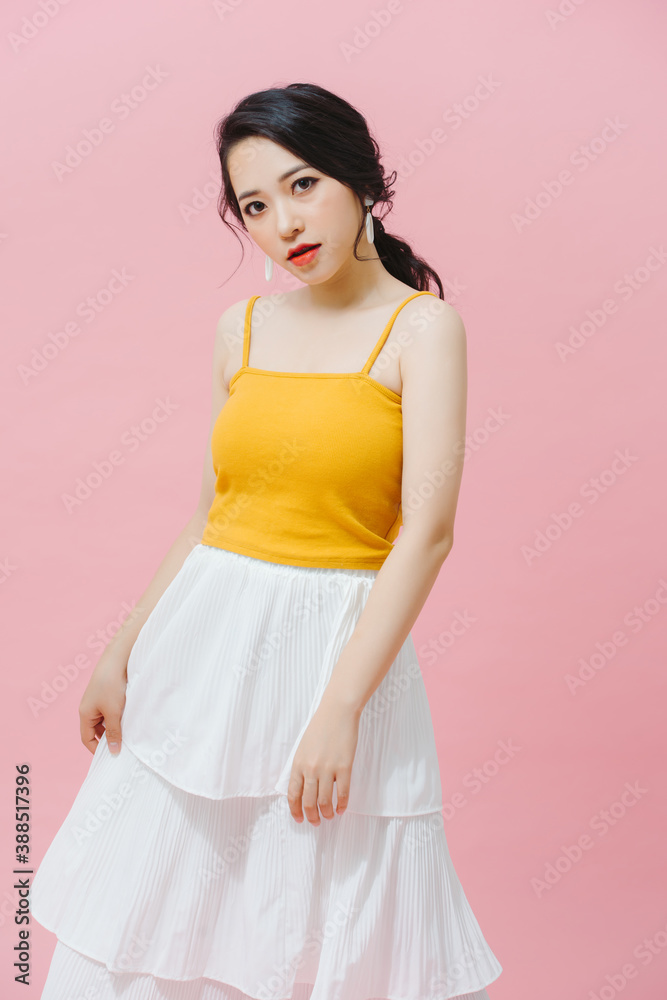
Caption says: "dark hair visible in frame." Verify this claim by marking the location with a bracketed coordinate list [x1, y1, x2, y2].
[213, 82, 444, 298]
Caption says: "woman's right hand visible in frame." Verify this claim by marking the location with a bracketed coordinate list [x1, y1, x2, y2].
[79, 649, 129, 756]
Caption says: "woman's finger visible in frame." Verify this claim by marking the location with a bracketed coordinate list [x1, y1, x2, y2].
[334, 767, 351, 815]
[301, 774, 321, 826]
[287, 771, 305, 823]
[317, 772, 336, 820]
[79, 721, 99, 754]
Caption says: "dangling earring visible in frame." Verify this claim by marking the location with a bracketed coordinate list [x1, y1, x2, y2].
[364, 196, 375, 244]
[264, 254, 274, 281]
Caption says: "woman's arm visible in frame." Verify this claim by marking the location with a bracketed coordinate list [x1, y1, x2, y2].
[100, 510, 209, 666]
[97, 304, 237, 668]
[79, 301, 247, 754]
[287, 297, 468, 823]
[323, 297, 468, 713]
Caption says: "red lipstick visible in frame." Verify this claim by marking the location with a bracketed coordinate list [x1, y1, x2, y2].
[287, 243, 321, 265]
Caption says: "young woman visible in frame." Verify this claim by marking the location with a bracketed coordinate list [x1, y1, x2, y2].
[31, 82, 503, 1000]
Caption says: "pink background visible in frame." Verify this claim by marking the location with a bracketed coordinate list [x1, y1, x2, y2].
[2, 1, 666, 997]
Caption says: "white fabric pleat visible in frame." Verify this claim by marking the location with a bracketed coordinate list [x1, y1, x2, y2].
[31, 543, 502, 1000]
[41, 941, 493, 1000]
[119, 544, 443, 815]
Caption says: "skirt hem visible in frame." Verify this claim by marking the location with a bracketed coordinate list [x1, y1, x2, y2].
[121, 735, 446, 819]
[37, 937, 500, 1000]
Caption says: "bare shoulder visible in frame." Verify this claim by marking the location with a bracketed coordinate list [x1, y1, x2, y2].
[211, 296, 255, 388]
[399, 296, 467, 373]
[215, 296, 252, 349]
[401, 292, 465, 336]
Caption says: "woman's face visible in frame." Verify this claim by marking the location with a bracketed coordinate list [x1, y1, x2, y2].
[227, 136, 367, 282]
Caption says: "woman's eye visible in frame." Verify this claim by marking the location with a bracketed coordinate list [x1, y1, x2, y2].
[244, 200, 265, 217]
[293, 176, 317, 193]
[243, 177, 317, 217]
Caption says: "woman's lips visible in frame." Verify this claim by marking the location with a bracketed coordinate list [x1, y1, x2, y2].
[288, 244, 321, 265]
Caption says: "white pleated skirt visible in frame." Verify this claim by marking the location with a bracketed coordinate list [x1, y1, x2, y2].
[30, 542, 503, 1000]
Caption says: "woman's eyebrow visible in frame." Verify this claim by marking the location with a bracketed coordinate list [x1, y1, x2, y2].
[237, 163, 310, 202]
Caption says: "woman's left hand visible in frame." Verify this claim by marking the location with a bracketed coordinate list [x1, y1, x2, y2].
[287, 694, 360, 825]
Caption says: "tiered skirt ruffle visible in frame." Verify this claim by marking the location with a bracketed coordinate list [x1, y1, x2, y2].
[31, 543, 502, 1000]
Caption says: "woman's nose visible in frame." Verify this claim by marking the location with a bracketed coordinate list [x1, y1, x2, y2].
[275, 205, 302, 239]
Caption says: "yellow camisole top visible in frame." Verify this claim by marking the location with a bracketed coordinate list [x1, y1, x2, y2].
[201, 289, 438, 569]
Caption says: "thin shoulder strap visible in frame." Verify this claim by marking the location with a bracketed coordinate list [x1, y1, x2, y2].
[361, 290, 439, 374]
[242, 295, 261, 367]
